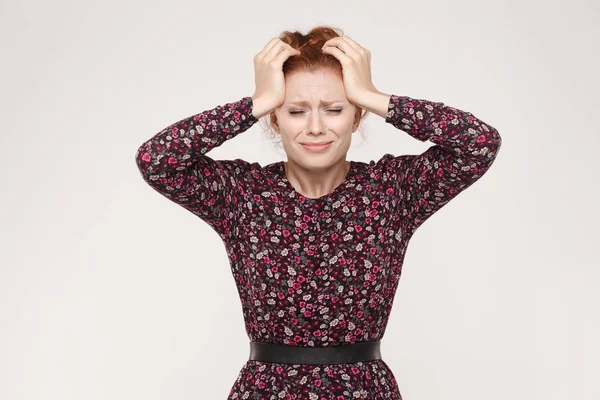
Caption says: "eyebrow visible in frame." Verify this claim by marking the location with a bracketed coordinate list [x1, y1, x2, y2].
[287, 100, 345, 106]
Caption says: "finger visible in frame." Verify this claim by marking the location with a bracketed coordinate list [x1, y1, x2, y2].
[272, 46, 301, 66]
[258, 38, 294, 64]
[339, 36, 364, 53]
[322, 45, 352, 64]
[263, 43, 286, 64]
[323, 37, 360, 61]
[343, 36, 371, 61]
[263, 41, 297, 64]
[257, 37, 281, 59]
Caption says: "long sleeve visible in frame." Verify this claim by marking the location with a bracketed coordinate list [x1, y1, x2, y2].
[382, 94, 502, 233]
[134, 96, 259, 241]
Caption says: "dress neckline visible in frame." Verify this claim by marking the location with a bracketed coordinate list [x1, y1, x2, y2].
[277, 160, 356, 202]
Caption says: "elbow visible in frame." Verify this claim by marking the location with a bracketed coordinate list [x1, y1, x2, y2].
[480, 123, 502, 156]
[489, 127, 502, 155]
[135, 142, 152, 176]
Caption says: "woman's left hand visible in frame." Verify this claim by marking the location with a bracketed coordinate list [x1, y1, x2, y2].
[321, 36, 380, 106]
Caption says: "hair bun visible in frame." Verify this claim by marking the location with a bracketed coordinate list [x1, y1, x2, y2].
[281, 26, 343, 52]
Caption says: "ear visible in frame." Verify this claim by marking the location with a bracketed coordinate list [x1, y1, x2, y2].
[270, 111, 280, 134]
[352, 109, 361, 132]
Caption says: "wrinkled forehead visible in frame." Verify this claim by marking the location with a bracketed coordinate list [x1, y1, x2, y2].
[285, 70, 346, 104]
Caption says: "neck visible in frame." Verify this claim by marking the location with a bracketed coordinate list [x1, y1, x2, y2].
[284, 160, 350, 199]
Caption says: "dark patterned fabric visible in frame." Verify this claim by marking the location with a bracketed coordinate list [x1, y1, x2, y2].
[135, 94, 502, 399]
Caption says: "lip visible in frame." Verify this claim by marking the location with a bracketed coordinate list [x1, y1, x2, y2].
[301, 142, 333, 152]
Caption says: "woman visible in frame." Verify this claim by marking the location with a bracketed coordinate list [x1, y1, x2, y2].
[135, 26, 501, 400]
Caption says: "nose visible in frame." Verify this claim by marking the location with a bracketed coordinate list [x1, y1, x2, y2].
[308, 111, 326, 135]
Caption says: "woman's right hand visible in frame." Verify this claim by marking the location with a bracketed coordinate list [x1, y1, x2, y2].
[251, 38, 301, 119]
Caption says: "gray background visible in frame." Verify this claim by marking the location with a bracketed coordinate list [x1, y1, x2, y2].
[1, 0, 598, 399]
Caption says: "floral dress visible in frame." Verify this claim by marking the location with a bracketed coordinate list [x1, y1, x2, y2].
[135, 93, 502, 399]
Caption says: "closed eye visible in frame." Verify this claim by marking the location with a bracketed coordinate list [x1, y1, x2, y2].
[289, 109, 342, 115]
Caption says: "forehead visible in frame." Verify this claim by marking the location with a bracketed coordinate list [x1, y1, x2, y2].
[285, 70, 346, 103]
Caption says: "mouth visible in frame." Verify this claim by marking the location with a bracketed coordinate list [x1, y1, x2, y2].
[301, 142, 333, 152]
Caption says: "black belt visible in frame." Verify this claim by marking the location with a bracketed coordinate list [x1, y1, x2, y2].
[248, 340, 382, 365]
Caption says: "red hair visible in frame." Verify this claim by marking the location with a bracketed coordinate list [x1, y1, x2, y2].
[260, 25, 370, 146]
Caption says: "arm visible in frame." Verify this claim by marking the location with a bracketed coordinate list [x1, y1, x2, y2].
[134, 96, 259, 241]
[364, 91, 502, 233]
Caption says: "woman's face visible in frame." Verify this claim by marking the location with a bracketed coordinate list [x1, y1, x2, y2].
[272, 68, 359, 169]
